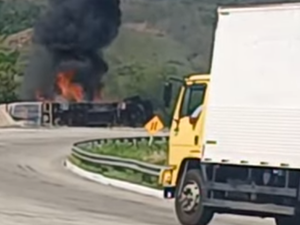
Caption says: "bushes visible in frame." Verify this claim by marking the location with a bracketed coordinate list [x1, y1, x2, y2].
[0, 0, 43, 103]
[0, 0, 43, 35]
[0, 36, 22, 103]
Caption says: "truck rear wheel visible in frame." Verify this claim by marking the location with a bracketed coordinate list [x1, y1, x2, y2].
[175, 169, 214, 225]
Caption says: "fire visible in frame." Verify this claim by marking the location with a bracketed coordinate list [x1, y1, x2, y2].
[35, 70, 103, 102]
[56, 71, 83, 102]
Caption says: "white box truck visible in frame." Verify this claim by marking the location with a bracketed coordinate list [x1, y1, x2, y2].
[165, 3, 300, 225]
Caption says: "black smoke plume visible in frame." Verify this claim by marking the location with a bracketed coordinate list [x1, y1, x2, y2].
[20, 0, 121, 101]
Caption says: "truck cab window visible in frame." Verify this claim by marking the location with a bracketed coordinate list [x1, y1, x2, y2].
[179, 84, 206, 118]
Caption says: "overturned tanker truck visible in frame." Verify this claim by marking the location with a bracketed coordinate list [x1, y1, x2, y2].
[6, 95, 154, 127]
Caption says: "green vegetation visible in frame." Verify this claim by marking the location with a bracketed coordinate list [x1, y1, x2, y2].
[0, 36, 22, 102]
[0, 0, 43, 35]
[0, 0, 43, 103]
[83, 140, 168, 165]
[71, 140, 168, 188]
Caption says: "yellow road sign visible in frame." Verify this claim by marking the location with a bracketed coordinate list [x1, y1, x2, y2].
[144, 115, 164, 135]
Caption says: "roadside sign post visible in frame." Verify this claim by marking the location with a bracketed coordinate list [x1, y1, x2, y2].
[144, 115, 164, 146]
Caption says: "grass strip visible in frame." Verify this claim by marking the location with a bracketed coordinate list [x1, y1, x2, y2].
[81, 140, 168, 166]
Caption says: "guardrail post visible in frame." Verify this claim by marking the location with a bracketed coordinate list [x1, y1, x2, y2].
[132, 138, 137, 147]
[92, 141, 97, 148]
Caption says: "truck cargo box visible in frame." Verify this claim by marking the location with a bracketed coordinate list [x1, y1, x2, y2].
[203, 3, 300, 168]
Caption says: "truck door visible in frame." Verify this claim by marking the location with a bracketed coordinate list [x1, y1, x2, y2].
[168, 82, 208, 164]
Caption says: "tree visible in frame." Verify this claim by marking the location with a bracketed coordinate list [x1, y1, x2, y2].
[0, 36, 22, 103]
[0, 0, 41, 103]
[0, 0, 43, 35]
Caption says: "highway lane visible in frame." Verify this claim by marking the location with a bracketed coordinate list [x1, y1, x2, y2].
[0, 128, 275, 225]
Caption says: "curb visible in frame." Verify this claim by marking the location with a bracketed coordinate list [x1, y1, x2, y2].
[64, 159, 164, 199]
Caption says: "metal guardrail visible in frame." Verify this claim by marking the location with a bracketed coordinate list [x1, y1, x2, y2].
[71, 136, 170, 177]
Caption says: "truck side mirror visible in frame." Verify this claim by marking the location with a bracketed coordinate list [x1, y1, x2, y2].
[163, 82, 172, 108]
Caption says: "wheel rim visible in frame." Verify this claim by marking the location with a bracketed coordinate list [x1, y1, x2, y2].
[179, 181, 200, 213]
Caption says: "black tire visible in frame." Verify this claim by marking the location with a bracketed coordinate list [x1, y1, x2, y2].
[276, 215, 299, 225]
[175, 169, 214, 225]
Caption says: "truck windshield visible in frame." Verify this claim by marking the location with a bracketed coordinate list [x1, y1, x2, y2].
[179, 84, 206, 118]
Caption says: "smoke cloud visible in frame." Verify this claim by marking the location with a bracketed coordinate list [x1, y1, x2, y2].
[20, 0, 122, 101]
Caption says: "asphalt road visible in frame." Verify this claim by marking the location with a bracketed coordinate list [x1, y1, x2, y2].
[0, 127, 276, 225]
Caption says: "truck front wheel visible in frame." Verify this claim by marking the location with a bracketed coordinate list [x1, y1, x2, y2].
[175, 169, 214, 225]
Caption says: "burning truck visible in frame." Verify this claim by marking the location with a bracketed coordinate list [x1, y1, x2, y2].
[12, 0, 154, 127]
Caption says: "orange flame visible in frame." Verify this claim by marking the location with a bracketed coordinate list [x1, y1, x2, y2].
[34, 71, 103, 102]
[56, 71, 83, 102]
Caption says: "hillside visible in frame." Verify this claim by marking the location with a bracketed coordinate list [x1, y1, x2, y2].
[2, 0, 299, 113]
[104, 0, 299, 102]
